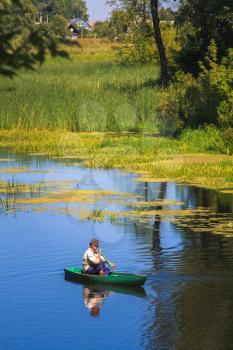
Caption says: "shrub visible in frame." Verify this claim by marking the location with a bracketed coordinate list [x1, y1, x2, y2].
[220, 128, 233, 154]
[117, 22, 156, 65]
[218, 93, 233, 128]
[157, 43, 233, 135]
[179, 126, 226, 153]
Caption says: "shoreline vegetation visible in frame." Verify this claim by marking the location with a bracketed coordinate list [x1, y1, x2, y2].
[0, 130, 232, 193]
[0, 40, 232, 193]
[0, 40, 159, 133]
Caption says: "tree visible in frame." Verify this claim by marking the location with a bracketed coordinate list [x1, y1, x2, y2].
[0, 0, 68, 77]
[94, 9, 129, 40]
[33, 0, 88, 21]
[175, 0, 233, 75]
[94, 21, 111, 39]
[108, 9, 129, 40]
[72, 0, 88, 19]
[108, 0, 170, 87]
[159, 7, 175, 21]
[50, 14, 68, 38]
[150, 0, 168, 87]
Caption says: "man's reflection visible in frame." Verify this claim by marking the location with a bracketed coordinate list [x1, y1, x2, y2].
[83, 286, 112, 317]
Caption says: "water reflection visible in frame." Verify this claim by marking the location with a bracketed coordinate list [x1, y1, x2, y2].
[81, 283, 147, 317]
[83, 286, 112, 317]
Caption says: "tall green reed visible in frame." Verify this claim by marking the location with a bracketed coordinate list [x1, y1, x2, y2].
[0, 56, 160, 133]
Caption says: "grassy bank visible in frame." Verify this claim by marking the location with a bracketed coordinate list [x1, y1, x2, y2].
[0, 39, 232, 192]
[0, 130, 232, 193]
[0, 39, 159, 133]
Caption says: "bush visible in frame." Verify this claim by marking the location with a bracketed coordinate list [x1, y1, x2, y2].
[220, 128, 233, 154]
[157, 43, 233, 135]
[117, 22, 156, 65]
[218, 93, 233, 128]
[179, 126, 225, 153]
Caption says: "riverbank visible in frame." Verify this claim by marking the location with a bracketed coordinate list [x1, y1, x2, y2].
[0, 130, 232, 193]
[0, 39, 232, 193]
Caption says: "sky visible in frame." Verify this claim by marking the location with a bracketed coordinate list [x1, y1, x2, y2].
[86, 0, 111, 20]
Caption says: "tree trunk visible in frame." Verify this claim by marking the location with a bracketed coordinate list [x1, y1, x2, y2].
[150, 0, 168, 88]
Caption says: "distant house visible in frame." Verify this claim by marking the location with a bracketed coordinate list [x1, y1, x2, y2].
[68, 18, 91, 38]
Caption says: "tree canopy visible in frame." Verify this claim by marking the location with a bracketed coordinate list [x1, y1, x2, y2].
[0, 0, 68, 77]
[175, 0, 233, 74]
[32, 0, 88, 20]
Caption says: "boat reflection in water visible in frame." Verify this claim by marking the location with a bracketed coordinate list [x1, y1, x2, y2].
[81, 283, 147, 317]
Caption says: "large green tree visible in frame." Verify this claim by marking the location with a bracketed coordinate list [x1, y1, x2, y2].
[0, 0, 68, 77]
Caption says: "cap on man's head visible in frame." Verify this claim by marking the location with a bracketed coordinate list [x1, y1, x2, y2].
[90, 239, 99, 247]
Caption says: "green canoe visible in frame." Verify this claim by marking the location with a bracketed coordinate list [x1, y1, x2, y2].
[64, 267, 147, 286]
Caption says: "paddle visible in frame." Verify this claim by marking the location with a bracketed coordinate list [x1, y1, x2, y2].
[101, 252, 116, 272]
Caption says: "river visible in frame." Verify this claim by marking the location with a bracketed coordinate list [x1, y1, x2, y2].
[0, 150, 232, 350]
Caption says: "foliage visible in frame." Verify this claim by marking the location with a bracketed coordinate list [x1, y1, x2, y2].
[108, 9, 129, 40]
[94, 21, 112, 39]
[0, 0, 68, 77]
[157, 43, 233, 135]
[175, 0, 233, 75]
[203, 47, 233, 129]
[159, 6, 175, 21]
[179, 126, 233, 155]
[107, 0, 151, 20]
[94, 9, 129, 41]
[32, 0, 88, 20]
[118, 22, 179, 67]
[118, 21, 156, 64]
[49, 14, 68, 38]
[107, 1, 178, 69]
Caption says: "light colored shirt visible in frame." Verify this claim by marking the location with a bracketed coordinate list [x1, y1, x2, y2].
[82, 248, 105, 272]
[83, 287, 108, 311]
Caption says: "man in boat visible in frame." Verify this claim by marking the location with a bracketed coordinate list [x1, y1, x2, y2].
[82, 239, 116, 275]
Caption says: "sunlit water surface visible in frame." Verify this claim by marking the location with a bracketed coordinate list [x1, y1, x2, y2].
[0, 150, 233, 350]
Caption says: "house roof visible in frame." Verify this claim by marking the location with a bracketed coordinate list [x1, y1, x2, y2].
[69, 18, 90, 29]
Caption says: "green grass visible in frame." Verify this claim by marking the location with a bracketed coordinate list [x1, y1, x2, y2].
[0, 40, 160, 133]
[179, 127, 227, 153]
[0, 40, 232, 192]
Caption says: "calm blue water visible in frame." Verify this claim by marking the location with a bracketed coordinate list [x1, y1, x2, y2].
[0, 151, 233, 350]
